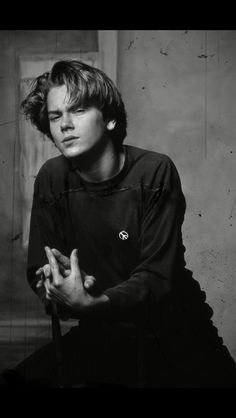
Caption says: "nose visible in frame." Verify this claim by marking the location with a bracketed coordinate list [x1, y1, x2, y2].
[60, 113, 74, 132]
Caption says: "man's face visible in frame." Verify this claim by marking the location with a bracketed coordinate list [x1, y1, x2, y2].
[47, 84, 111, 159]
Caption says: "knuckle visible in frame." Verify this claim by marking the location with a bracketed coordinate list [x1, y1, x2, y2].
[53, 280, 60, 288]
[44, 264, 51, 275]
[36, 280, 42, 288]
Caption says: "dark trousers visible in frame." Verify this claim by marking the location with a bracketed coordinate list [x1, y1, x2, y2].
[11, 321, 140, 388]
[2, 319, 236, 388]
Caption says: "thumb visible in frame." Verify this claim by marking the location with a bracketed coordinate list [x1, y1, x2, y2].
[70, 249, 81, 277]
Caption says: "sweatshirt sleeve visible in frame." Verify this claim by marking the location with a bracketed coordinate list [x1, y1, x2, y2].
[103, 157, 186, 319]
[27, 167, 67, 294]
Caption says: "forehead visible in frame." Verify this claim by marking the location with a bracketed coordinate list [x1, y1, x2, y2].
[47, 85, 70, 110]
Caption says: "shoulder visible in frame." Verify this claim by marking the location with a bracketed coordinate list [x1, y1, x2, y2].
[34, 155, 68, 198]
[36, 155, 68, 182]
[37, 155, 67, 177]
[125, 144, 175, 169]
[126, 146, 185, 210]
[125, 145, 179, 187]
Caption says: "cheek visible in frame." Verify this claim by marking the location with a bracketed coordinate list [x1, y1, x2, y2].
[85, 118, 106, 138]
[49, 122, 60, 139]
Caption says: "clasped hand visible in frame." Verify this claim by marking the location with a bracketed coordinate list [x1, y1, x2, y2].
[36, 247, 96, 317]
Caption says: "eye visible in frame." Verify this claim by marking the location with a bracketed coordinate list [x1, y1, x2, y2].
[48, 114, 60, 122]
[73, 108, 85, 114]
[70, 105, 86, 114]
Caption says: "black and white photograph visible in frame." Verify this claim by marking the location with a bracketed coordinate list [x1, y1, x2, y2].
[0, 29, 236, 389]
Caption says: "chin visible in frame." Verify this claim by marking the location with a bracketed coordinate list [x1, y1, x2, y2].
[61, 147, 85, 159]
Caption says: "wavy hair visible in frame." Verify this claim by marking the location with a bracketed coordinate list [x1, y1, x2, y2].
[21, 60, 127, 147]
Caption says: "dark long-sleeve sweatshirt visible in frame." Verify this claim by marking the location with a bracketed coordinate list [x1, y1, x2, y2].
[27, 145, 186, 316]
[26, 144, 236, 385]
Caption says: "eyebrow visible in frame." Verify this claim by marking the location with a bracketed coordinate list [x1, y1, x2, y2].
[48, 110, 61, 115]
[47, 103, 83, 115]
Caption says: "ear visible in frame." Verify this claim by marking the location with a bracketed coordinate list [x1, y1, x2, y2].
[107, 120, 116, 131]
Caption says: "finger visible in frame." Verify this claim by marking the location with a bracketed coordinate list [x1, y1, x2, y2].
[43, 264, 51, 280]
[44, 278, 54, 299]
[45, 292, 52, 301]
[36, 278, 44, 289]
[44, 278, 51, 292]
[57, 265, 71, 278]
[51, 248, 70, 269]
[70, 249, 80, 277]
[61, 268, 71, 277]
[36, 267, 44, 276]
[36, 269, 45, 287]
[45, 290, 52, 300]
[45, 247, 60, 286]
[84, 275, 96, 289]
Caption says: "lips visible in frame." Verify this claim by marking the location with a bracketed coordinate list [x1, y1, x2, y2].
[62, 136, 78, 143]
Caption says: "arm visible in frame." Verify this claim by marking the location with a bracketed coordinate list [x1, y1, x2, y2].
[26, 170, 71, 318]
[27, 171, 96, 318]
[27, 173, 67, 294]
[102, 157, 186, 320]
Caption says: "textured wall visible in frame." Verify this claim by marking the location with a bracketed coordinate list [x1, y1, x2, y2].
[117, 30, 236, 360]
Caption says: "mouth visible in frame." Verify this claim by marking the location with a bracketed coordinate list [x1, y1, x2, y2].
[62, 136, 79, 143]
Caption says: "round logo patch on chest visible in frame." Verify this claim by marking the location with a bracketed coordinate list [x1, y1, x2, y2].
[119, 230, 129, 240]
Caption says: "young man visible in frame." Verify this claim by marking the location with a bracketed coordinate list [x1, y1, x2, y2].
[6, 60, 236, 387]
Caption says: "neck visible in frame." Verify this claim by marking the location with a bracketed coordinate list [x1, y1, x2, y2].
[71, 141, 124, 183]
